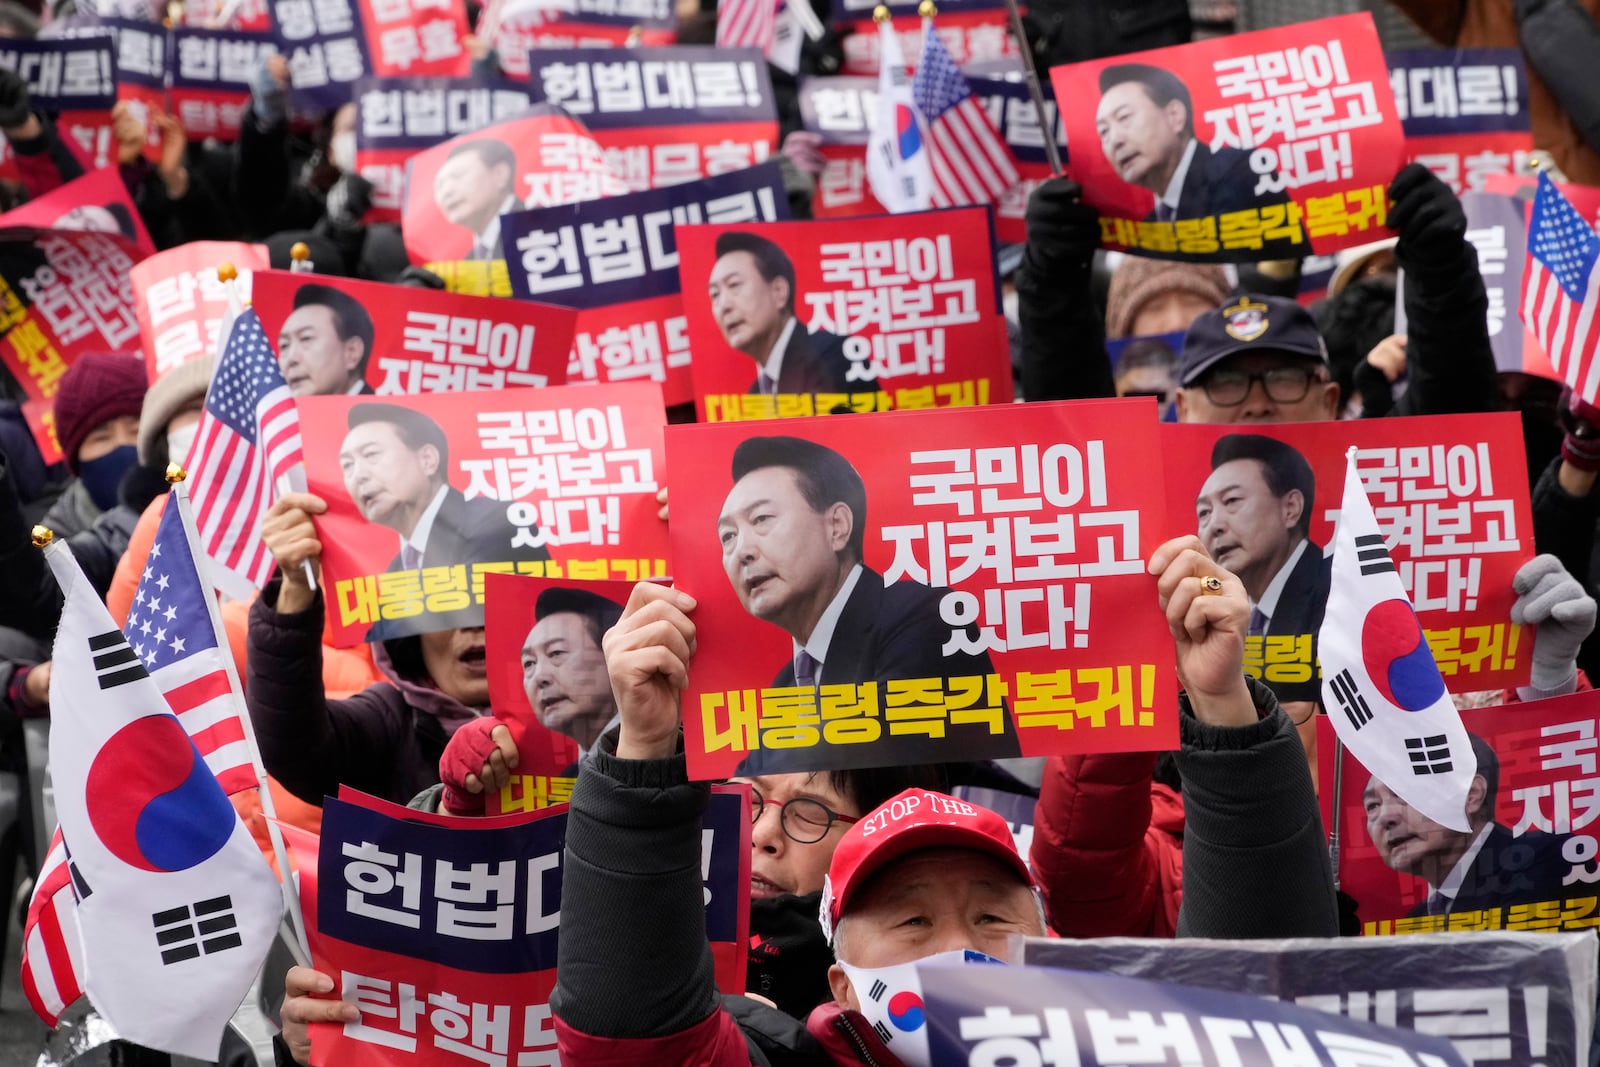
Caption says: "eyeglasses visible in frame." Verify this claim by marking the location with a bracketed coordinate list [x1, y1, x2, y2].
[750, 787, 859, 844]
[1199, 365, 1321, 406]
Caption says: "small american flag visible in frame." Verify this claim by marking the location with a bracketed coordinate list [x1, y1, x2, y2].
[126, 490, 260, 796]
[188, 305, 304, 593]
[715, 0, 781, 53]
[20, 831, 85, 1026]
[1522, 171, 1600, 403]
[912, 24, 1018, 207]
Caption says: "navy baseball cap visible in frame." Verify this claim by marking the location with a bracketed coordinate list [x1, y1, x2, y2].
[1177, 294, 1329, 386]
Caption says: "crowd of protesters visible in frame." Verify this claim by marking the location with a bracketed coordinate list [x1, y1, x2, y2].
[0, 0, 1598, 1063]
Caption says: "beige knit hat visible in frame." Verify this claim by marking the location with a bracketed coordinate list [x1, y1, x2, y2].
[138, 356, 214, 466]
[1105, 258, 1232, 340]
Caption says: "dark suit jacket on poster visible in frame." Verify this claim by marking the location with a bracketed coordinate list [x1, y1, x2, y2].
[1405, 824, 1575, 918]
[1145, 143, 1309, 257]
[366, 488, 551, 641]
[1264, 541, 1333, 640]
[747, 325, 879, 398]
[736, 568, 1023, 774]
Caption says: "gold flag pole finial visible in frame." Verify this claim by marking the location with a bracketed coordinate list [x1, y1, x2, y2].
[31, 525, 53, 548]
[166, 464, 188, 484]
[918, 0, 935, 16]
[872, 4, 890, 21]
[217, 261, 238, 283]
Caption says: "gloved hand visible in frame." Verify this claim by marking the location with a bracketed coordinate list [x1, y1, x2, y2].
[395, 265, 447, 289]
[1511, 554, 1597, 692]
[439, 718, 520, 816]
[0, 68, 31, 130]
[1560, 392, 1600, 473]
[323, 172, 373, 228]
[249, 54, 290, 129]
[1021, 177, 1100, 287]
[1388, 162, 1467, 266]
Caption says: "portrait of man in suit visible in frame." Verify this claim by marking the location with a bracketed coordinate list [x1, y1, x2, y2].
[340, 402, 550, 575]
[1365, 734, 1575, 917]
[707, 232, 880, 400]
[522, 586, 624, 766]
[1095, 62, 1293, 225]
[1195, 433, 1330, 640]
[433, 138, 521, 262]
[718, 435, 1020, 772]
[278, 282, 375, 398]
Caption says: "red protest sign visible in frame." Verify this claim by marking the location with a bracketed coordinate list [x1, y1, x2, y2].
[251, 270, 575, 395]
[0, 228, 144, 401]
[298, 384, 669, 646]
[400, 108, 628, 265]
[129, 240, 271, 381]
[358, 0, 471, 78]
[1160, 413, 1535, 704]
[568, 294, 694, 407]
[675, 208, 1013, 422]
[481, 571, 640, 806]
[0, 167, 156, 257]
[666, 398, 1176, 779]
[1050, 12, 1405, 262]
[838, 10, 1018, 76]
[20, 397, 62, 466]
[1322, 688, 1600, 936]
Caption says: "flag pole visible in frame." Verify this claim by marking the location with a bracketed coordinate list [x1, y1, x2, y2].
[1328, 735, 1344, 893]
[169, 469, 312, 967]
[1001, 0, 1061, 175]
[785, 0, 826, 42]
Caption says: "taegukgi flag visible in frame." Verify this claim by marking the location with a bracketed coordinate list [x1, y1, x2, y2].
[43, 538, 282, 1058]
[866, 16, 931, 213]
[1319, 446, 1477, 832]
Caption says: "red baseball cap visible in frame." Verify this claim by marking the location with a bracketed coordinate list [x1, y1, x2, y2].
[819, 788, 1032, 942]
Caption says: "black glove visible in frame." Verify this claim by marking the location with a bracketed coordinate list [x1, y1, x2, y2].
[1022, 177, 1100, 286]
[323, 172, 373, 228]
[0, 68, 32, 130]
[805, 22, 852, 77]
[395, 265, 446, 289]
[1388, 162, 1467, 266]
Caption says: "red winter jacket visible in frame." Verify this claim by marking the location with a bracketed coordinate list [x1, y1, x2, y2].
[1031, 751, 1184, 938]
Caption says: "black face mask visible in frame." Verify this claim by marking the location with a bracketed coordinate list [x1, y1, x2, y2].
[747, 891, 834, 1021]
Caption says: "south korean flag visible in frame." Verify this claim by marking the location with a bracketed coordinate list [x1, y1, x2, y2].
[1320, 446, 1477, 832]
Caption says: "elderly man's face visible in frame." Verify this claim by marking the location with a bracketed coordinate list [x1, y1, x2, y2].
[339, 420, 437, 532]
[1177, 352, 1340, 424]
[1195, 457, 1301, 593]
[433, 151, 511, 231]
[1095, 81, 1186, 191]
[279, 303, 363, 397]
[718, 466, 851, 639]
[708, 250, 790, 359]
[521, 612, 615, 743]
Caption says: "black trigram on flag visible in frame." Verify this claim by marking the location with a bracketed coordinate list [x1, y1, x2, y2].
[153, 896, 242, 964]
[1406, 735, 1454, 775]
[1356, 533, 1396, 577]
[1329, 668, 1374, 730]
[89, 630, 147, 689]
[868, 979, 887, 1002]
[873, 1021, 893, 1044]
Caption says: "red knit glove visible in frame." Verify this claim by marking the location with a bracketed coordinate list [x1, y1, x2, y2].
[439, 717, 505, 816]
[1562, 393, 1600, 473]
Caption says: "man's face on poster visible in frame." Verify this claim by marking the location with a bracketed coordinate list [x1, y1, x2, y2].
[708, 251, 790, 358]
[340, 420, 439, 531]
[1363, 775, 1456, 878]
[280, 303, 363, 397]
[1194, 458, 1301, 586]
[718, 465, 850, 632]
[433, 150, 512, 233]
[521, 612, 614, 741]
[1095, 81, 1187, 192]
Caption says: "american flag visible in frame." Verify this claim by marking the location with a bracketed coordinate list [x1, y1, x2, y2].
[1522, 171, 1600, 403]
[126, 488, 260, 796]
[911, 24, 1018, 207]
[20, 831, 84, 1026]
[715, 0, 781, 53]
[188, 306, 303, 593]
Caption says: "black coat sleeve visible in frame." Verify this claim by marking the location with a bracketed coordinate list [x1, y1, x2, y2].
[1015, 257, 1116, 403]
[1174, 677, 1339, 939]
[1516, 0, 1600, 157]
[1388, 240, 1499, 418]
[551, 736, 721, 1039]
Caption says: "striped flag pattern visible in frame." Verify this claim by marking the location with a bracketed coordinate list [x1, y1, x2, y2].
[911, 22, 1018, 207]
[715, 0, 781, 52]
[1522, 171, 1600, 403]
[126, 488, 259, 796]
[187, 306, 304, 594]
[20, 831, 85, 1026]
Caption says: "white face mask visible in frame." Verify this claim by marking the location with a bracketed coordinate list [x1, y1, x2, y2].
[166, 422, 199, 466]
[330, 130, 357, 173]
[838, 949, 1003, 1067]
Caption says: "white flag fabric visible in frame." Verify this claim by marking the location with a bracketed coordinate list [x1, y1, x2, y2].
[43, 541, 282, 1059]
[1319, 447, 1477, 832]
[866, 19, 932, 214]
